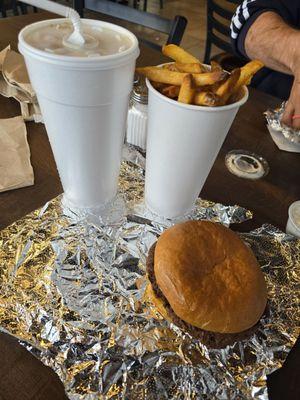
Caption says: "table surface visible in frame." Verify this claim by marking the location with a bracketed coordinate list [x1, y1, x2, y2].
[0, 12, 299, 400]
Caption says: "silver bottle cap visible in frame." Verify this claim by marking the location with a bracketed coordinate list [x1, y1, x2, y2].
[131, 84, 148, 104]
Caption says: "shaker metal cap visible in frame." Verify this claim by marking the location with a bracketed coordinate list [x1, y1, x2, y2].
[132, 83, 148, 104]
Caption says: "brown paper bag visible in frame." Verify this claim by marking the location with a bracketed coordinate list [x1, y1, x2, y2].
[20, 101, 43, 123]
[2, 47, 35, 99]
[0, 46, 42, 123]
[0, 116, 34, 192]
[0, 45, 10, 67]
[0, 46, 19, 98]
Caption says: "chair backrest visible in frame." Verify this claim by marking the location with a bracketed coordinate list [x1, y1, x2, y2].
[74, 0, 187, 50]
[1, 0, 17, 17]
[204, 0, 240, 63]
[0, 1, 37, 18]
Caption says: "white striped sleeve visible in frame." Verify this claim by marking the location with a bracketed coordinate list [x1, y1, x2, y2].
[230, 0, 257, 40]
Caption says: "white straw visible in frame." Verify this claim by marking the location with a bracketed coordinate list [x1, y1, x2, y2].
[21, 0, 85, 45]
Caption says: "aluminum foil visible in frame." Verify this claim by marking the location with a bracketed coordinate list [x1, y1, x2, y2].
[0, 146, 299, 400]
[265, 102, 300, 143]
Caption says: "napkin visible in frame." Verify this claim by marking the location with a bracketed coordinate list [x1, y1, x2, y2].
[0, 46, 42, 123]
[0, 116, 34, 192]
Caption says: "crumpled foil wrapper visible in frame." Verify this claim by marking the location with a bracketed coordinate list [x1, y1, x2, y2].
[0, 146, 299, 399]
[265, 102, 300, 144]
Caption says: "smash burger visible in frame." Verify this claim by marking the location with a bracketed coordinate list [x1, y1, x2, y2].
[146, 221, 267, 348]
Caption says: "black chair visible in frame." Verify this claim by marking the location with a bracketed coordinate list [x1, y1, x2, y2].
[204, 0, 244, 69]
[0, 1, 37, 17]
[1, 0, 17, 17]
[73, 0, 187, 50]
[138, 0, 163, 12]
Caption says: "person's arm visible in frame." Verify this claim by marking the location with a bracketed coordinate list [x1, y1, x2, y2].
[244, 12, 300, 128]
[230, 0, 300, 128]
[245, 12, 298, 75]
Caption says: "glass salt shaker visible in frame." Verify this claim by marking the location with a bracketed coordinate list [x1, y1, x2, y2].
[126, 82, 148, 151]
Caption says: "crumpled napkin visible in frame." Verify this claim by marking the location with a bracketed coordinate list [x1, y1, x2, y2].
[0, 116, 34, 192]
[0, 46, 43, 123]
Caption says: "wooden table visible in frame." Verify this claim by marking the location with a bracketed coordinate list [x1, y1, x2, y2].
[0, 12, 299, 400]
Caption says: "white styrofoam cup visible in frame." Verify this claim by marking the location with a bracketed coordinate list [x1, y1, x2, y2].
[19, 19, 139, 209]
[145, 77, 249, 218]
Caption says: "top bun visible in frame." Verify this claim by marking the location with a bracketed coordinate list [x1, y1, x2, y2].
[154, 221, 267, 334]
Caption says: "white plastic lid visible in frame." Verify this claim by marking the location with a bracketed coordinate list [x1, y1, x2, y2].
[18, 18, 139, 70]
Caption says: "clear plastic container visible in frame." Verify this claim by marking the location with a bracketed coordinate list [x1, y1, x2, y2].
[286, 200, 300, 238]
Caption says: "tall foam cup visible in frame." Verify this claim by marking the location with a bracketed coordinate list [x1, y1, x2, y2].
[19, 19, 139, 209]
[145, 76, 248, 219]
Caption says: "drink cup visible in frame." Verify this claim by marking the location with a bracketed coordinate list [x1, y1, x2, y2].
[145, 76, 248, 219]
[19, 18, 139, 209]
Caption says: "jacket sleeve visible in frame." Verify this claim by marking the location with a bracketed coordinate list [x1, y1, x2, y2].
[230, 0, 300, 58]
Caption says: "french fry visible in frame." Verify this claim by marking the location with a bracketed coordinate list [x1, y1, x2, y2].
[194, 91, 220, 107]
[228, 88, 244, 104]
[175, 62, 205, 73]
[234, 60, 264, 91]
[178, 74, 195, 104]
[161, 85, 180, 99]
[196, 85, 212, 92]
[210, 72, 230, 92]
[215, 68, 241, 105]
[136, 67, 182, 85]
[162, 44, 200, 64]
[136, 67, 225, 87]
[150, 81, 168, 91]
[162, 63, 179, 71]
[210, 60, 223, 72]
[193, 70, 226, 86]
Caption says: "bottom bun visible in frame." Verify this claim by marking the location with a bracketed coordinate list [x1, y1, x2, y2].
[146, 242, 264, 349]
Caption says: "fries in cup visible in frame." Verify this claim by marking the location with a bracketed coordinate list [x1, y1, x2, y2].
[215, 68, 241, 105]
[210, 60, 223, 72]
[136, 46, 264, 107]
[162, 44, 200, 64]
[150, 81, 167, 91]
[135, 67, 225, 87]
[162, 85, 180, 99]
[194, 90, 220, 106]
[234, 60, 264, 92]
[162, 63, 179, 72]
[178, 74, 195, 104]
[175, 62, 205, 74]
